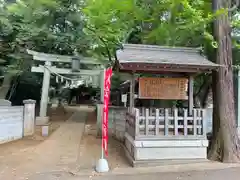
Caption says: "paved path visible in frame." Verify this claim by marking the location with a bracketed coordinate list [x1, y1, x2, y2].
[83, 167, 240, 180]
[2, 106, 240, 180]
[22, 166, 240, 180]
[0, 110, 87, 180]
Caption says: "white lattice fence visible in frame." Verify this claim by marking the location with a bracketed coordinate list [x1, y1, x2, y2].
[130, 108, 207, 138]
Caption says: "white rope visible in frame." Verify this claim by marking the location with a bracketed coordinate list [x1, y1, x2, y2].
[44, 65, 81, 81]
[44, 65, 93, 89]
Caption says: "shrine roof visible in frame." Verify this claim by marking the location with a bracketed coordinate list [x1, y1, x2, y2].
[114, 44, 219, 73]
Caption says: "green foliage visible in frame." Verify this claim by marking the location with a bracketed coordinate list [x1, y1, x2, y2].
[82, 0, 240, 102]
[83, 0, 138, 62]
[0, 0, 93, 78]
[83, 0, 238, 55]
[7, 0, 89, 55]
[0, 0, 239, 76]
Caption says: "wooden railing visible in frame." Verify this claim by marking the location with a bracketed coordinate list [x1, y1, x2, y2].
[126, 107, 207, 139]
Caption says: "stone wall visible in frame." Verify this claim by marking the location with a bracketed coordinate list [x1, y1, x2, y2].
[97, 105, 127, 141]
[109, 106, 127, 142]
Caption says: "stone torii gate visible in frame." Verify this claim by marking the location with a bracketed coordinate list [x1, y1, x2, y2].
[27, 50, 105, 125]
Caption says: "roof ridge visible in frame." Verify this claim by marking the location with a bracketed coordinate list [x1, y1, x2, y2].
[122, 44, 200, 53]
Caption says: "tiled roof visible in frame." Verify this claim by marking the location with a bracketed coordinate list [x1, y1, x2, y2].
[116, 44, 219, 68]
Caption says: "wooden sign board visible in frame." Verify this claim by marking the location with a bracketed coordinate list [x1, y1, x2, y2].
[139, 77, 188, 100]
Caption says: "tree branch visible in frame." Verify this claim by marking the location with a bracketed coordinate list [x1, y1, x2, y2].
[229, 0, 240, 12]
[193, 75, 210, 98]
[85, 26, 114, 63]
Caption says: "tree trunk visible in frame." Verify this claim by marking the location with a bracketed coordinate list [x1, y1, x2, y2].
[0, 73, 14, 99]
[194, 78, 212, 108]
[208, 0, 240, 162]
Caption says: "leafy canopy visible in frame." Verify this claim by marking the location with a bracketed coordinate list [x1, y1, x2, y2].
[7, 0, 89, 55]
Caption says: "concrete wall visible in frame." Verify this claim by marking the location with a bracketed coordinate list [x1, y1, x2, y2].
[0, 99, 36, 144]
[0, 106, 24, 144]
[124, 133, 208, 166]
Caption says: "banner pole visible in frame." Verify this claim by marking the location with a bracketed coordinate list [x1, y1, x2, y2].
[101, 68, 105, 159]
[95, 68, 109, 173]
[101, 103, 104, 159]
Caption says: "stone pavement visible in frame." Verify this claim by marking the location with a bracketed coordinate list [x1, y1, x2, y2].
[75, 161, 240, 179]
[26, 166, 240, 180]
[0, 109, 87, 180]
[82, 167, 240, 180]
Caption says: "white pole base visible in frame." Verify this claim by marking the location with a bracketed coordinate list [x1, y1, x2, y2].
[95, 158, 109, 173]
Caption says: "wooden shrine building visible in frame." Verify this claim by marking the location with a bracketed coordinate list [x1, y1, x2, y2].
[113, 44, 219, 166]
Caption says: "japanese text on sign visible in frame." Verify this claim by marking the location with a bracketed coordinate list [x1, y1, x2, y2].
[138, 77, 188, 100]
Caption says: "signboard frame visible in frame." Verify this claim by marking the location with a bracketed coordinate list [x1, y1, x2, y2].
[138, 77, 188, 100]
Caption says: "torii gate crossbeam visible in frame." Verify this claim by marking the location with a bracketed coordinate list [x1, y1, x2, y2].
[27, 50, 105, 125]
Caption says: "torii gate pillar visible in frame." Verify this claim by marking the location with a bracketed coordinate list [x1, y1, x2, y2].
[36, 61, 51, 125]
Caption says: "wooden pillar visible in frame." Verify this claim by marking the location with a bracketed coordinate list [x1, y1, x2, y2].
[129, 73, 135, 113]
[188, 76, 194, 115]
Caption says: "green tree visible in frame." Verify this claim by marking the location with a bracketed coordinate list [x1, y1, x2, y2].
[83, 0, 240, 162]
[208, 0, 240, 162]
[83, 0, 138, 63]
[84, 0, 215, 102]
[0, 0, 92, 99]
[0, 0, 21, 99]
[7, 0, 89, 55]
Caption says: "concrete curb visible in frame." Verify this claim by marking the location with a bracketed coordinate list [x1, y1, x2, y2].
[72, 162, 240, 177]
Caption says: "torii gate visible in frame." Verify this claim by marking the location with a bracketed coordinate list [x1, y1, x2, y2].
[27, 50, 105, 125]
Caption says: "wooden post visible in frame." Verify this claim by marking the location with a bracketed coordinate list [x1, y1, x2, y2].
[184, 109, 188, 136]
[145, 108, 149, 135]
[174, 108, 178, 136]
[135, 108, 140, 136]
[188, 76, 194, 115]
[164, 108, 169, 135]
[193, 109, 197, 136]
[129, 73, 135, 113]
[155, 109, 159, 135]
